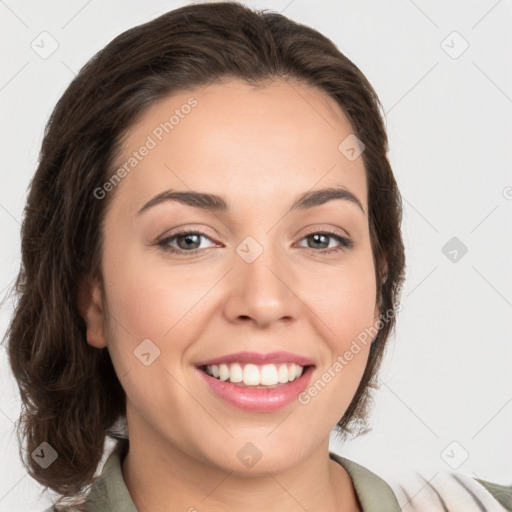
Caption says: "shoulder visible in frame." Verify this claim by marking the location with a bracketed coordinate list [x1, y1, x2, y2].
[386, 469, 512, 511]
[42, 438, 134, 512]
[330, 452, 511, 512]
[474, 478, 512, 511]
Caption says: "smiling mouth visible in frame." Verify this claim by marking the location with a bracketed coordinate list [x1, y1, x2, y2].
[199, 362, 312, 388]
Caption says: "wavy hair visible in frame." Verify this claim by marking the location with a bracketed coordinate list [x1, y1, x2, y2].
[3, 1, 406, 509]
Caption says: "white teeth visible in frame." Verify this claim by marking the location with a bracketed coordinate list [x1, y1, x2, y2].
[204, 362, 305, 386]
[219, 364, 229, 381]
[277, 364, 289, 383]
[243, 364, 260, 385]
[230, 363, 243, 383]
[260, 364, 278, 385]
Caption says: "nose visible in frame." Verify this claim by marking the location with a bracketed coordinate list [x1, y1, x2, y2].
[223, 237, 302, 329]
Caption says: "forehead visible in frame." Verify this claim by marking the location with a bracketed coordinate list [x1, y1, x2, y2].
[110, 78, 367, 215]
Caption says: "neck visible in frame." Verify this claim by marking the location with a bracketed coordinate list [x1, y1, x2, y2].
[121, 430, 360, 512]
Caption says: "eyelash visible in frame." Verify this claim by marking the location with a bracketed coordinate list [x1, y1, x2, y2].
[155, 228, 354, 256]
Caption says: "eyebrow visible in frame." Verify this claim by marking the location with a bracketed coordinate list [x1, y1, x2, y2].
[136, 186, 365, 217]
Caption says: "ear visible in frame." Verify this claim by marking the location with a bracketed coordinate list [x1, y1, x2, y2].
[76, 276, 107, 349]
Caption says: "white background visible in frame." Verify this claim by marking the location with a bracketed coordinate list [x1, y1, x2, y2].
[1, 1, 511, 510]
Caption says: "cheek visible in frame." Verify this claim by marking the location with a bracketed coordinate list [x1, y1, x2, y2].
[299, 272, 376, 417]
[101, 242, 203, 353]
[303, 255, 377, 398]
[308, 257, 378, 346]
[100, 249, 206, 411]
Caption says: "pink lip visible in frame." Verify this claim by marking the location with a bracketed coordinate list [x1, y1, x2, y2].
[195, 351, 315, 367]
[197, 365, 315, 412]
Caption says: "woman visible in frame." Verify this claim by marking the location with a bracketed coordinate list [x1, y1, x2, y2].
[5, 2, 510, 511]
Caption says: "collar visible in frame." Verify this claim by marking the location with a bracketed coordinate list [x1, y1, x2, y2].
[329, 452, 401, 511]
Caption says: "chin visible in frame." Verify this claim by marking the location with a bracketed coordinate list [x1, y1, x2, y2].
[198, 436, 314, 477]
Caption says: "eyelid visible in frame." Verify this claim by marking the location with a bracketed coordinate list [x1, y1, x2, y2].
[300, 224, 351, 240]
[156, 224, 219, 241]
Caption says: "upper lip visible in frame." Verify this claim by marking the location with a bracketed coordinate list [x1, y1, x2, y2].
[196, 351, 315, 367]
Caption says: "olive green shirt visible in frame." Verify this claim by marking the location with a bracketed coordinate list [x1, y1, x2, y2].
[45, 439, 512, 511]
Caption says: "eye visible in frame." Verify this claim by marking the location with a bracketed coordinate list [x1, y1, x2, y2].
[156, 229, 219, 255]
[155, 228, 354, 256]
[296, 230, 354, 254]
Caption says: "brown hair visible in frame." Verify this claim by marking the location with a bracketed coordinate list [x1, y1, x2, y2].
[3, 1, 405, 509]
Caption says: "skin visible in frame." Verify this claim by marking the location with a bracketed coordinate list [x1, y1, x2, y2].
[81, 77, 381, 512]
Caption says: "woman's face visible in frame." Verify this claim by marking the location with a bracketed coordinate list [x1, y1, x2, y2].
[85, 78, 379, 474]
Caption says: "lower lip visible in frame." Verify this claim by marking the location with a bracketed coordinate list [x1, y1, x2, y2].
[197, 366, 314, 412]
